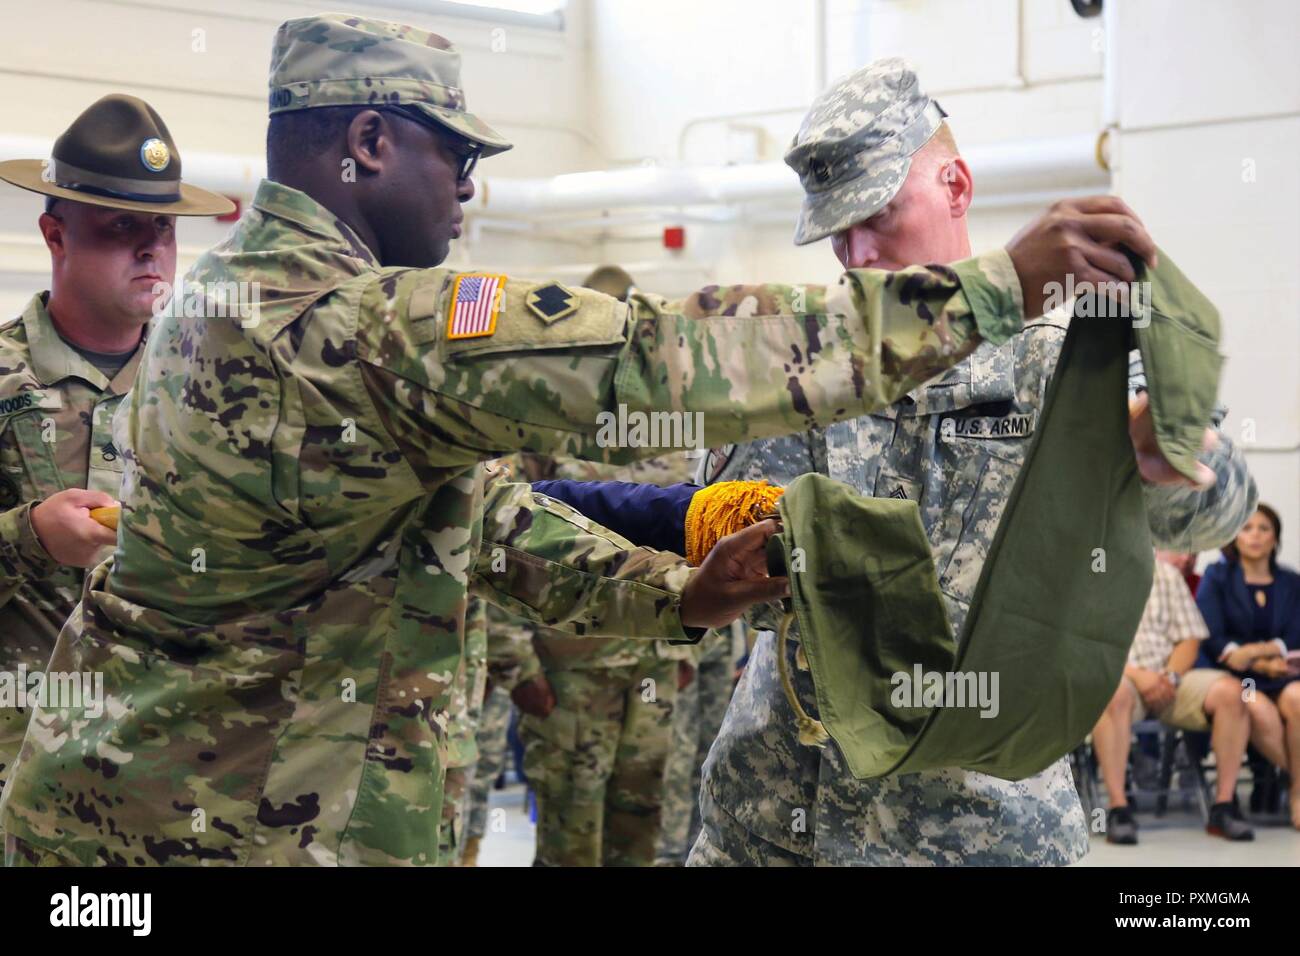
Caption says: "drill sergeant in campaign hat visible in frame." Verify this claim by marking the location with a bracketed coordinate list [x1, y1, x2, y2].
[689, 58, 1256, 866]
[0, 95, 233, 831]
[1, 18, 1158, 867]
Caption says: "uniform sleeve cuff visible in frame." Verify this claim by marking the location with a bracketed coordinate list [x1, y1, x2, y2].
[0, 501, 59, 581]
[951, 249, 1026, 346]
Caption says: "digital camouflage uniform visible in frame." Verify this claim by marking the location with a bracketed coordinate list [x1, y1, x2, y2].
[0, 162, 1027, 865]
[0, 295, 140, 827]
[689, 320, 1257, 866]
[654, 625, 736, 865]
[683, 54, 1255, 868]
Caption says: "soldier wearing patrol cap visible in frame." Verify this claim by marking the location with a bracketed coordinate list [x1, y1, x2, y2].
[0, 95, 233, 829]
[0, 16, 1152, 867]
[690, 58, 1257, 867]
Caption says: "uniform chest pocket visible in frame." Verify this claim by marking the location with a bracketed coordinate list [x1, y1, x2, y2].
[0, 408, 64, 500]
[933, 445, 1025, 608]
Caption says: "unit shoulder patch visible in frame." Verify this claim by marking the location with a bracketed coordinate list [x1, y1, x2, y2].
[525, 282, 579, 325]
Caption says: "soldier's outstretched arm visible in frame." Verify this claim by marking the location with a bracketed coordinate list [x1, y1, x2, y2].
[1141, 428, 1256, 553]
[1127, 348, 1258, 553]
[528, 478, 697, 555]
[472, 474, 700, 641]
[355, 251, 1025, 471]
[473, 473, 785, 641]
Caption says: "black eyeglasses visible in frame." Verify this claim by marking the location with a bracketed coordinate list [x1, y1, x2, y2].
[444, 137, 481, 183]
[382, 107, 482, 182]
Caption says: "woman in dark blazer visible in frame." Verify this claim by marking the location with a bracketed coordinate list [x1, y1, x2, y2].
[1196, 504, 1300, 828]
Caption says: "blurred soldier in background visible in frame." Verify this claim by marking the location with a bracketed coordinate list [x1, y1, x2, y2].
[458, 602, 526, 867]
[440, 595, 488, 864]
[654, 625, 738, 865]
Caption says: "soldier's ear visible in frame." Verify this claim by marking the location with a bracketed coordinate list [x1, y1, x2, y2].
[38, 211, 68, 259]
[345, 109, 389, 176]
[940, 156, 973, 218]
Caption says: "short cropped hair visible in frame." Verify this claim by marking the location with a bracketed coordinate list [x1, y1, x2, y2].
[266, 106, 369, 179]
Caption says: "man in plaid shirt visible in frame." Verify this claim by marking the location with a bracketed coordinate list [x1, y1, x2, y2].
[1091, 552, 1255, 844]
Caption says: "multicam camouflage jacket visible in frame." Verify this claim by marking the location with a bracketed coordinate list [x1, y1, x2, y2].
[0, 294, 142, 808]
[0, 178, 1025, 866]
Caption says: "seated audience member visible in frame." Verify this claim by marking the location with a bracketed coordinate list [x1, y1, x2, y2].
[1093, 551, 1254, 844]
[1197, 504, 1300, 828]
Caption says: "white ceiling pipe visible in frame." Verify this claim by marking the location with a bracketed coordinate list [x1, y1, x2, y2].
[0, 131, 1107, 214]
[472, 133, 1108, 218]
[475, 161, 797, 216]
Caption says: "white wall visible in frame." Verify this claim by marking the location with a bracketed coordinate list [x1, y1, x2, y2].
[586, 0, 1105, 293]
[1108, 0, 1300, 565]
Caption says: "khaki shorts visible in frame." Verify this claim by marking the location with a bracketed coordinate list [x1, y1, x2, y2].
[1125, 668, 1230, 732]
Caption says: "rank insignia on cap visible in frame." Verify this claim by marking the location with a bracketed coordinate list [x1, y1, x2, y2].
[140, 138, 170, 173]
[525, 283, 578, 325]
[447, 273, 505, 340]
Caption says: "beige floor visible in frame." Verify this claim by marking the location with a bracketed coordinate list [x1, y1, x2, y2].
[476, 784, 536, 868]
[474, 783, 1300, 867]
[1077, 811, 1300, 866]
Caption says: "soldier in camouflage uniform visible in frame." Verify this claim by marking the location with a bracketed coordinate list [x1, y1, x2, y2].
[439, 594, 488, 864]
[0, 96, 233, 833]
[507, 446, 699, 866]
[459, 601, 523, 866]
[0, 17, 1148, 867]
[688, 59, 1258, 867]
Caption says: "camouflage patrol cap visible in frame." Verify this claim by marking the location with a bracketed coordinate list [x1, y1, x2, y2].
[268, 13, 512, 157]
[786, 57, 947, 246]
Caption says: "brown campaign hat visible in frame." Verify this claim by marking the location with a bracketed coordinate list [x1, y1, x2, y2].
[0, 94, 235, 216]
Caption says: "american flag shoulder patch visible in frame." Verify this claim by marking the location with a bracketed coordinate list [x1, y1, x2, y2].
[447, 273, 506, 340]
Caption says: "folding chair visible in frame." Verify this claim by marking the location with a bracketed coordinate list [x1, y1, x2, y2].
[1131, 720, 1212, 822]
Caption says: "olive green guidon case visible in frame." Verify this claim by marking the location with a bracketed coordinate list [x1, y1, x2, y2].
[766, 248, 1221, 781]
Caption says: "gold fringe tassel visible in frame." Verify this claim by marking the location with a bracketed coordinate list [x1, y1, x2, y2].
[684, 480, 785, 566]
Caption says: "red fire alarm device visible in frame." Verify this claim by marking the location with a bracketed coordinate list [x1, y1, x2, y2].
[216, 198, 242, 223]
[663, 226, 685, 249]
